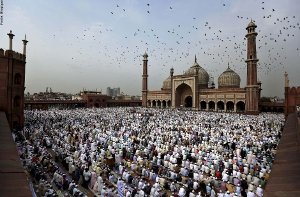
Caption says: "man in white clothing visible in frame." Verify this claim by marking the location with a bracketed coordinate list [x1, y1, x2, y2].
[97, 175, 103, 194]
[256, 185, 264, 197]
[178, 187, 186, 197]
[246, 189, 255, 197]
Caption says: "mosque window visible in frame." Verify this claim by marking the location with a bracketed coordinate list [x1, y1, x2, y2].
[14, 73, 22, 85]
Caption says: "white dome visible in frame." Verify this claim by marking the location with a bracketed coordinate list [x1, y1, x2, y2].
[218, 67, 240, 88]
[162, 76, 171, 90]
[184, 58, 209, 86]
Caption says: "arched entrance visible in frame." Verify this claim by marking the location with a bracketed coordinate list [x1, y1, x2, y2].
[236, 101, 245, 112]
[167, 100, 171, 108]
[157, 100, 161, 108]
[226, 101, 234, 112]
[184, 96, 193, 108]
[162, 100, 166, 108]
[200, 101, 207, 110]
[175, 83, 193, 107]
[152, 100, 156, 107]
[208, 101, 215, 111]
[217, 101, 224, 111]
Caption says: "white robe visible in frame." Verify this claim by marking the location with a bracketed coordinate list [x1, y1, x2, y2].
[97, 176, 103, 194]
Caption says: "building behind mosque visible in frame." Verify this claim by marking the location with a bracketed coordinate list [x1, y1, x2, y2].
[142, 21, 262, 115]
[106, 87, 121, 97]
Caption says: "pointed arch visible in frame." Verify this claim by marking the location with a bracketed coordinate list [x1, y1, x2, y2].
[226, 101, 234, 112]
[162, 100, 167, 108]
[157, 100, 161, 108]
[208, 101, 215, 111]
[217, 101, 224, 111]
[167, 100, 171, 108]
[175, 83, 193, 107]
[152, 100, 156, 107]
[200, 101, 207, 110]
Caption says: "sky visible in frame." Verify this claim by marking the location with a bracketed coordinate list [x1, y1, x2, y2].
[0, 0, 299, 98]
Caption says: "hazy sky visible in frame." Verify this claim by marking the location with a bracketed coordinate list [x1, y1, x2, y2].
[0, 0, 299, 98]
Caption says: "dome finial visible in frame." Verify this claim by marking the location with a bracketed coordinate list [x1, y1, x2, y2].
[228, 62, 230, 69]
[195, 55, 197, 63]
[170, 67, 174, 76]
[143, 51, 148, 60]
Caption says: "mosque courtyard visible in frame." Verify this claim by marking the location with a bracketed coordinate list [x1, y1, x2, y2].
[15, 107, 286, 197]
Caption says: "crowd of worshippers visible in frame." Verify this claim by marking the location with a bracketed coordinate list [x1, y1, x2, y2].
[19, 107, 284, 197]
[15, 126, 88, 196]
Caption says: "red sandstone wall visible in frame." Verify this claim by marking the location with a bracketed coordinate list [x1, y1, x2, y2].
[0, 52, 26, 129]
[0, 57, 8, 112]
[285, 86, 300, 116]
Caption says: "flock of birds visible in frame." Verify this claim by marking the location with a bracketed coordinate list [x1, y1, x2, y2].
[50, 0, 299, 88]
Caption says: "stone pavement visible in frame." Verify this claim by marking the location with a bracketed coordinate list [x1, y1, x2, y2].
[264, 112, 300, 197]
[0, 112, 32, 197]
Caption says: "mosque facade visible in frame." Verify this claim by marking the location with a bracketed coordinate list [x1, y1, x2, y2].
[142, 21, 261, 114]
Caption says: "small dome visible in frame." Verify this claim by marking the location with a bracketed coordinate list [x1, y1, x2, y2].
[218, 67, 240, 88]
[162, 76, 171, 90]
[184, 56, 209, 86]
[247, 20, 257, 29]
[143, 52, 148, 59]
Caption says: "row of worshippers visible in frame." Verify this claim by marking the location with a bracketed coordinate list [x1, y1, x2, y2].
[22, 108, 284, 197]
[15, 122, 89, 196]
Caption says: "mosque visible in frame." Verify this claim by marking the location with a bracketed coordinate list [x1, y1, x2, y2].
[142, 21, 261, 115]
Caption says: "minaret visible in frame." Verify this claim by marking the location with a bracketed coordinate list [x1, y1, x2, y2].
[194, 55, 200, 109]
[245, 20, 260, 115]
[22, 34, 28, 56]
[7, 30, 15, 50]
[284, 71, 289, 88]
[170, 67, 174, 108]
[142, 52, 148, 107]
